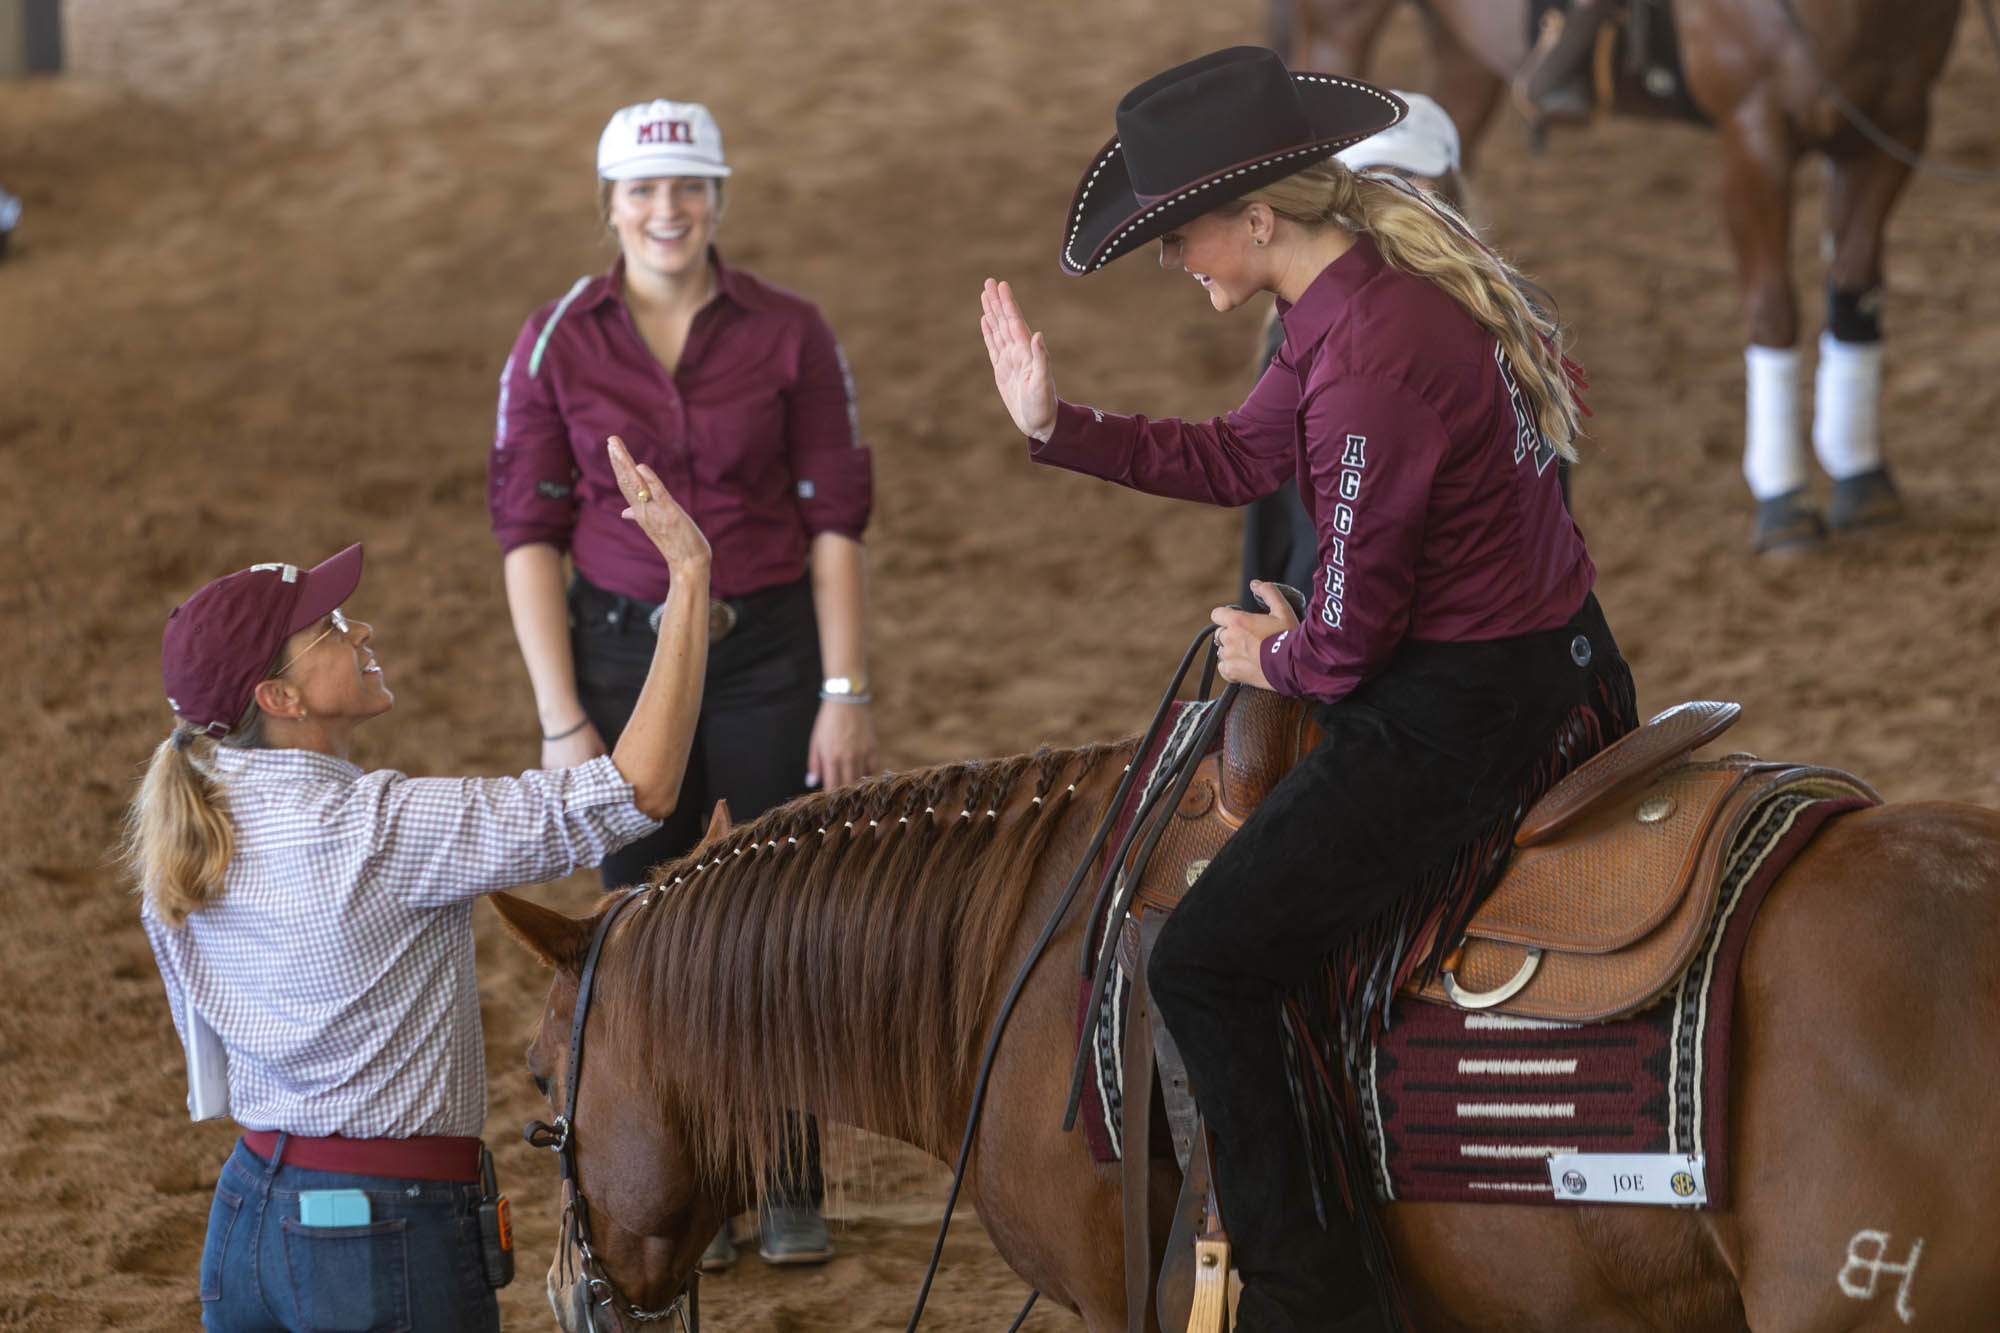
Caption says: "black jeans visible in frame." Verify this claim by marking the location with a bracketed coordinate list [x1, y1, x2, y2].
[570, 571, 826, 1207]
[1148, 595, 1632, 1332]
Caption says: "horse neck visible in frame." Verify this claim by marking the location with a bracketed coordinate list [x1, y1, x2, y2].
[607, 740, 1135, 1174]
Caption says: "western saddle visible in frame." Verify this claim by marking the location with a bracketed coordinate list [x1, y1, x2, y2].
[1113, 688, 1876, 1331]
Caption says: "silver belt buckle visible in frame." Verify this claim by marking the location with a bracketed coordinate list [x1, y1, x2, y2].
[647, 598, 739, 640]
[708, 598, 738, 641]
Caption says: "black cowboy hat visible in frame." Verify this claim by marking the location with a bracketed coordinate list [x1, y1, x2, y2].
[1059, 46, 1407, 276]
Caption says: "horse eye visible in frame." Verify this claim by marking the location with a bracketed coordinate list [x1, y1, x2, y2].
[533, 1074, 550, 1098]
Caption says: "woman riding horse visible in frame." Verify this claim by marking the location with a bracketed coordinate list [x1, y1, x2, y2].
[979, 47, 1637, 1329]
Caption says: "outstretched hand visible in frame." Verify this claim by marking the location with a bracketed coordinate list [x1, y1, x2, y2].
[608, 436, 710, 574]
[979, 278, 1057, 442]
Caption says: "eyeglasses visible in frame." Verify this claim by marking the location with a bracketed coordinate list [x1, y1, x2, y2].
[273, 608, 352, 677]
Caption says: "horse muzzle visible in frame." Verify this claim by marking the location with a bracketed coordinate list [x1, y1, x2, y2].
[548, 1268, 599, 1333]
[548, 1264, 698, 1332]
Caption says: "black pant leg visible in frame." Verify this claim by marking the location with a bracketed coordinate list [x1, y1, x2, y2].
[1148, 729, 1416, 1331]
[1148, 600, 1631, 1333]
[568, 590, 707, 890]
[570, 577, 823, 889]
[694, 582, 822, 823]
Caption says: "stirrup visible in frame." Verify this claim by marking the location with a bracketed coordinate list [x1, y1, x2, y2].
[1185, 1135, 1232, 1333]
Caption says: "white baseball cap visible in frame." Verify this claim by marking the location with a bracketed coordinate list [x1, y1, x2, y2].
[1335, 91, 1459, 179]
[597, 100, 733, 181]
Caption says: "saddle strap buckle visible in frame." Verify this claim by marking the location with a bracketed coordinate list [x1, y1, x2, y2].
[1441, 947, 1545, 1010]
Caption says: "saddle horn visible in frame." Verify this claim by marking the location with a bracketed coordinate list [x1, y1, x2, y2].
[1219, 685, 1322, 819]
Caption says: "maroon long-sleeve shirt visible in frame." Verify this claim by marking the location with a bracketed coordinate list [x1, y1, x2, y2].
[1031, 236, 1594, 705]
[489, 252, 871, 601]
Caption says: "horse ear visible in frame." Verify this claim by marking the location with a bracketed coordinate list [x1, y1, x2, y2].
[703, 799, 732, 844]
[488, 892, 594, 975]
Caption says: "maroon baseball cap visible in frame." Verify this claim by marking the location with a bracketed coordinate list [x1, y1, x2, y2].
[161, 543, 365, 735]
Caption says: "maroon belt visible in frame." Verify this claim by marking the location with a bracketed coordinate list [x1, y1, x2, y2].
[241, 1130, 482, 1183]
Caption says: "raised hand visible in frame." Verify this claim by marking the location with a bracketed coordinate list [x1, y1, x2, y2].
[608, 436, 711, 573]
[979, 278, 1057, 442]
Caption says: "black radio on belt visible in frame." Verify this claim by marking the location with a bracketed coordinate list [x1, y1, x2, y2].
[477, 1147, 515, 1288]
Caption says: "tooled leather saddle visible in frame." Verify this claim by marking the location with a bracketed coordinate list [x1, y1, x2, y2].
[1113, 690, 1878, 1332]
[1121, 692, 1874, 1023]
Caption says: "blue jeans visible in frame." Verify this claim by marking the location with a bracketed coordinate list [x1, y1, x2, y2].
[200, 1137, 500, 1333]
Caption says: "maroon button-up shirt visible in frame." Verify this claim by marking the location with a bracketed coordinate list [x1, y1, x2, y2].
[489, 252, 871, 601]
[1032, 236, 1594, 705]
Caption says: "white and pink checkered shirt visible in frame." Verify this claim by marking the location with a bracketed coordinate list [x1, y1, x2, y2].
[142, 748, 657, 1138]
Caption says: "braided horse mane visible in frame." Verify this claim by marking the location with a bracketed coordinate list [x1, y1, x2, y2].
[599, 737, 1136, 1193]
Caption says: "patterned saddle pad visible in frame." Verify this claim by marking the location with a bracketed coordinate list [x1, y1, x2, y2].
[1358, 788, 1864, 1207]
[1085, 784, 1870, 1211]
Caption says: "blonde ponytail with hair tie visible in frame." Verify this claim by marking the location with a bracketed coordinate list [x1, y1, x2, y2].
[125, 707, 265, 927]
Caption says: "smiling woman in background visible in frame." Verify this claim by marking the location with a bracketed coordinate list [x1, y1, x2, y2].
[488, 97, 871, 1267]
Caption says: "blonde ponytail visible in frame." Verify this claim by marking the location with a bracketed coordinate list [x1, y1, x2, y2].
[1232, 158, 1584, 462]
[123, 707, 266, 927]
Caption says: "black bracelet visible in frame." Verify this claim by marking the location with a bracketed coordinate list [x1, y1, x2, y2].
[542, 718, 590, 742]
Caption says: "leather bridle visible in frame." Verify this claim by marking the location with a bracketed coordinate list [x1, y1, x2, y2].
[526, 887, 699, 1332]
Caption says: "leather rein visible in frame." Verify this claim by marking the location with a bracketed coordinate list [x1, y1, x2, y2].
[526, 887, 700, 1331]
[903, 619, 1243, 1331]
[519, 617, 1252, 1333]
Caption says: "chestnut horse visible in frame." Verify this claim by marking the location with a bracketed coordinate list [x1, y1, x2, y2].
[495, 741, 2000, 1331]
[1272, 0, 1971, 546]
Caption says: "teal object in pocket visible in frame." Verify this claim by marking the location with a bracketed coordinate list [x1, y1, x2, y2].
[281, 1211, 411, 1332]
[297, 1189, 372, 1228]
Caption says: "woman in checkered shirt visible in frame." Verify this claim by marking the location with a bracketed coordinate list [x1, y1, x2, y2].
[125, 440, 704, 1333]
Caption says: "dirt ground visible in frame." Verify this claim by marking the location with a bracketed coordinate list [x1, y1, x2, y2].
[1, 1, 1995, 1328]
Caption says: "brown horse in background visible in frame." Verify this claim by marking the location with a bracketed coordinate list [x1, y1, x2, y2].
[495, 740, 2000, 1331]
[1273, 0, 1971, 547]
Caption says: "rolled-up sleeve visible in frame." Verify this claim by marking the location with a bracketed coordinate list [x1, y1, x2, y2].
[1028, 353, 1300, 506]
[1261, 377, 1446, 703]
[364, 756, 660, 908]
[785, 310, 872, 540]
[488, 314, 581, 555]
